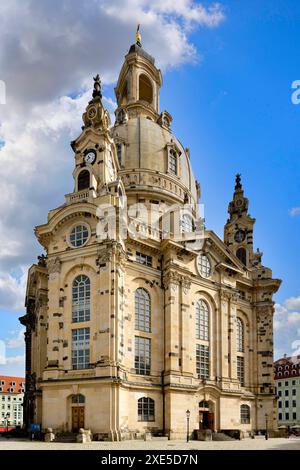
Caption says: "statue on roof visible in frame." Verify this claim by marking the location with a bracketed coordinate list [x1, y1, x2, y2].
[92, 74, 102, 99]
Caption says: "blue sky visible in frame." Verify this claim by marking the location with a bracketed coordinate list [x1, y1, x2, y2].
[0, 0, 300, 375]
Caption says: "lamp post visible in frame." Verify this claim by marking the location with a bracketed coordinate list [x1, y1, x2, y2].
[265, 413, 268, 440]
[186, 409, 191, 443]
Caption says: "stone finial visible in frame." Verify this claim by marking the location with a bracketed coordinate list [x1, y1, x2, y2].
[92, 74, 102, 99]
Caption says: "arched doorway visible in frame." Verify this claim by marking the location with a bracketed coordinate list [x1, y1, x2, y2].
[70, 394, 85, 432]
[199, 400, 214, 431]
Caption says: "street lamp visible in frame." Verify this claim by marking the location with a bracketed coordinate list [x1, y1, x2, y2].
[265, 413, 268, 440]
[186, 409, 191, 443]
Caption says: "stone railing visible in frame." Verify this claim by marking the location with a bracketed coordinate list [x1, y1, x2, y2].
[65, 189, 93, 205]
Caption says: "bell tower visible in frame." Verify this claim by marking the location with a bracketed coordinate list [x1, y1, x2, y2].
[114, 26, 162, 122]
[224, 174, 256, 267]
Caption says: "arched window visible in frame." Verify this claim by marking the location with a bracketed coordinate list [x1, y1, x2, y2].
[169, 149, 177, 175]
[199, 401, 209, 410]
[237, 318, 244, 352]
[78, 170, 90, 191]
[196, 300, 209, 341]
[139, 74, 153, 104]
[71, 394, 85, 404]
[72, 275, 90, 323]
[135, 288, 151, 332]
[240, 404, 250, 424]
[138, 397, 155, 422]
[236, 247, 247, 265]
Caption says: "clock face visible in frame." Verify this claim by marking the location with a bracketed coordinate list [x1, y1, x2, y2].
[84, 149, 96, 164]
[235, 229, 246, 243]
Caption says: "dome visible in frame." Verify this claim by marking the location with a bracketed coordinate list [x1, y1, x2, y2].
[112, 116, 198, 205]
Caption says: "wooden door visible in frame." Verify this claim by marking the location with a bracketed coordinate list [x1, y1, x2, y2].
[207, 412, 214, 431]
[72, 406, 85, 431]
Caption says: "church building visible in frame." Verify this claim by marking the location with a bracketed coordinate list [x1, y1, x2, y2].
[20, 33, 281, 440]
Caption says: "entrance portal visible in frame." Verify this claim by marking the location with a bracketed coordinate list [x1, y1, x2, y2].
[72, 406, 85, 432]
[199, 400, 214, 431]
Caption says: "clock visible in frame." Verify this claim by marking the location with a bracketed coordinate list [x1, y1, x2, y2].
[84, 149, 96, 165]
[235, 229, 246, 243]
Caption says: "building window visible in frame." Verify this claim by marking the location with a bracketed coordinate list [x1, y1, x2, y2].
[278, 401, 282, 408]
[278, 412, 282, 420]
[293, 412, 297, 420]
[135, 336, 151, 375]
[69, 224, 89, 248]
[78, 169, 90, 191]
[135, 288, 151, 333]
[197, 254, 211, 278]
[292, 389, 296, 396]
[237, 356, 245, 386]
[240, 405, 250, 424]
[285, 390, 289, 396]
[292, 380, 296, 385]
[278, 382, 282, 387]
[285, 381, 288, 386]
[136, 252, 152, 267]
[180, 213, 193, 234]
[116, 143, 122, 165]
[72, 328, 90, 370]
[285, 412, 289, 420]
[236, 247, 247, 265]
[138, 397, 155, 422]
[196, 344, 209, 380]
[71, 394, 85, 404]
[292, 400, 296, 408]
[139, 74, 153, 104]
[169, 149, 177, 175]
[196, 300, 209, 341]
[285, 400, 289, 407]
[72, 275, 91, 323]
[236, 318, 244, 353]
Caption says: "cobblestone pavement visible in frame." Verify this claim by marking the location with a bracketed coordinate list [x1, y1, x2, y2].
[0, 437, 300, 450]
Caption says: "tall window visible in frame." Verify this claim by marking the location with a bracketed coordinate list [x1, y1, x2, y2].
[236, 247, 247, 265]
[138, 397, 155, 422]
[237, 356, 245, 386]
[196, 300, 209, 341]
[135, 288, 151, 332]
[236, 318, 244, 352]
[196, 344, 209, 379]
[180, 213, 193, 234]
[116, 143, 122, 165]
[78, 170, 90, 191]
[240, 405, 250, 424]
[169, 149, 177, 175]
[72, 275, 90, 323]
[72, 328, 90, 370]
[135, 336, 151, 375]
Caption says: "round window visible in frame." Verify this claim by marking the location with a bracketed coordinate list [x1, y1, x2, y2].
[69, 224, 89, 248]
[197, 254, 211, 278]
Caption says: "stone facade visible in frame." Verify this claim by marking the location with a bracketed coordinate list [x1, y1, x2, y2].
[20, 39, 281, 440]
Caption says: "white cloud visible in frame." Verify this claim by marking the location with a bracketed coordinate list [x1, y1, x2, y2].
[6, 328, 25, 349]
[284, 295, 300, 311]
[0, 0, 225, 320]
[6, 354, 25, 365]
[274, 296, 300, 359]
[289, 207, 300, 217]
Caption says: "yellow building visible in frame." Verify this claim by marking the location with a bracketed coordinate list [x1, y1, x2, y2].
[20, 37, 281, 440]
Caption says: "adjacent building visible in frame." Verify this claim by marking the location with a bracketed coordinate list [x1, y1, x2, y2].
[20, 34, 281, 440]
[275, 355, 300, 427]
[0, 375, 24, 430]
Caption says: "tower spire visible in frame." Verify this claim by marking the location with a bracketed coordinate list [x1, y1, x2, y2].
[136, 24, 142, 47]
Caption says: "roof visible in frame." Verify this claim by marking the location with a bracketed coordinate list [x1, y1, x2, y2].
[274, 355, 300, 366]
[0, 376, 25, 394]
